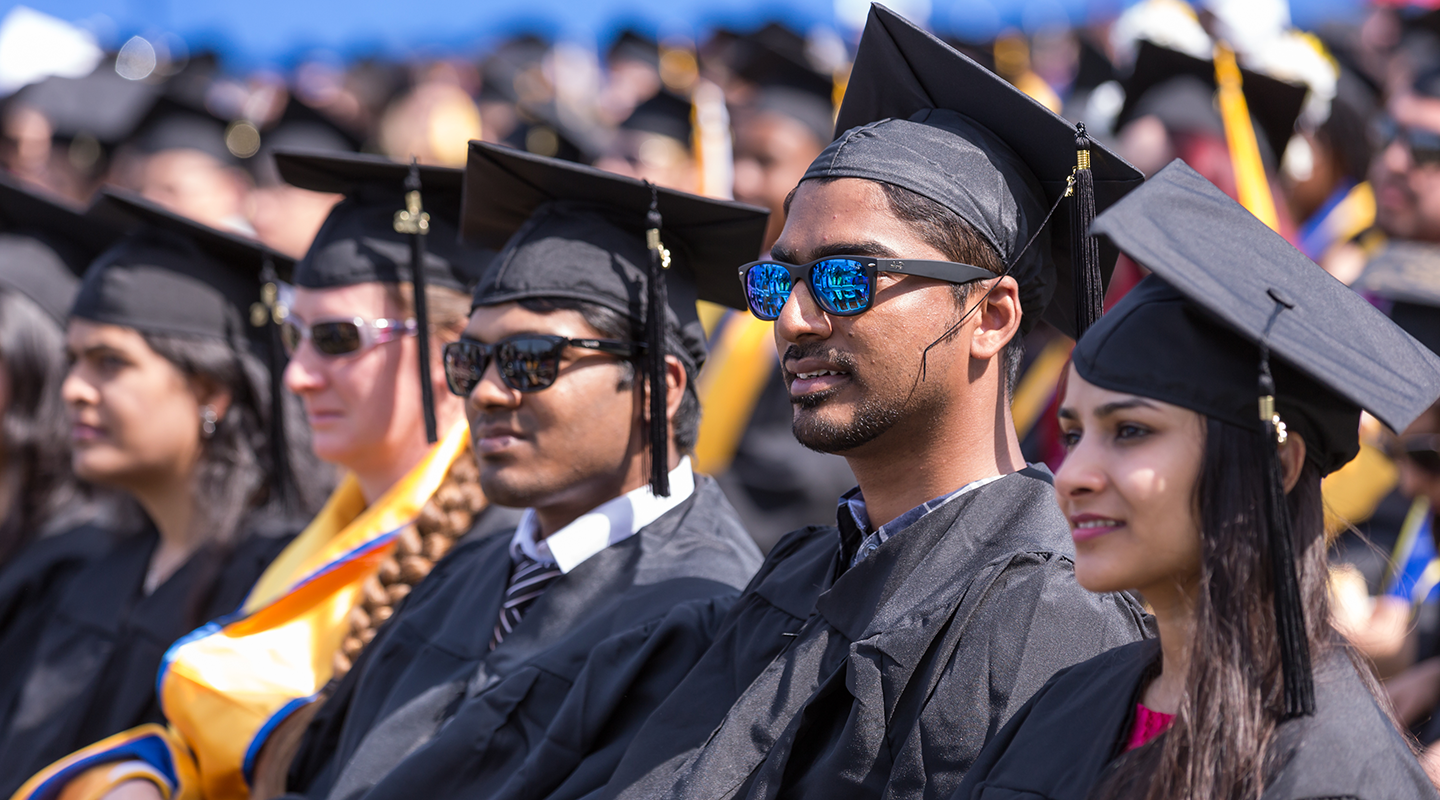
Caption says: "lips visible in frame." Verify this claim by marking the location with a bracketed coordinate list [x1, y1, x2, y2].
[1069, 513, 1125, 543]
[70, 422, 106, 444]
[474, 424, 527, 456]
[785, 358, 852, 399]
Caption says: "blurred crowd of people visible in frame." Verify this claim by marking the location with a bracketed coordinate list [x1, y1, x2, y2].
[6, 0, 1440, 795]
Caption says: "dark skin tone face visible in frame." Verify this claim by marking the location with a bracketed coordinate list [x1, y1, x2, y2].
[733, 111, 826, 253]
[770, 177, 1024, 529]
[1371, 92, 1440, 243]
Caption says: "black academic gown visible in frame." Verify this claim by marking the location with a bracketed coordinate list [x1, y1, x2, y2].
[0, 523, 113, 735]
[951, 639, 1438, 800]
[0, 519, 294, 795]
[287, 475, 762, 800]
[598, 466, 1151, 800]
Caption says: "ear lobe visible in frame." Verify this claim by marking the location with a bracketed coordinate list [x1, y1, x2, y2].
[192, 377, 234, 424]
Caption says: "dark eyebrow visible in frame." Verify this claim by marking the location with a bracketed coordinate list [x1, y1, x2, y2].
[1094, 398, 1162, 417]
[770, 240, 899, 264]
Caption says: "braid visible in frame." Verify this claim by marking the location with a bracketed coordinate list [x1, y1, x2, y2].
[332, 443, 486, 677]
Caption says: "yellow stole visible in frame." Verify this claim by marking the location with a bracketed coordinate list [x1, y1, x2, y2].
[15, 422, 473, 800]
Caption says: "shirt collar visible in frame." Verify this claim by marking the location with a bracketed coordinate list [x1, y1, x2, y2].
[841, 473, 1005, 567]
[510, 457, 696, 573]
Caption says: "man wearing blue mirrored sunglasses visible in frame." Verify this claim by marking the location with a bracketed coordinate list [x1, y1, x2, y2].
[592, 6, 1153, 800]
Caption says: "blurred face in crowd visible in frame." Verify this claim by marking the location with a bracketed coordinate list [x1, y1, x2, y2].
[1054, 369, 1206, 599]
[62, 320, 227, 494]
[138, 148, 252, 234]
[595, 131, 697, 193]
[1395, 404, 1440, 511]
[1371, 92, 1440, 242]
[284, 283, 460, 495]
[248, 184, 342, 260]
[732, 110, 826, 253]
[460, 302, 648, 527]
[769, 177, 1020, 458]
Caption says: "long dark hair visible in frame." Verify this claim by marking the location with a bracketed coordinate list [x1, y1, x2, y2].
[0, 288, 86, 563]
[139, 332, 326, 545]
[1090, 417, 1332, 800]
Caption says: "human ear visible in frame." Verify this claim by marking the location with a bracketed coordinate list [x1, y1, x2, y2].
[191, 377, 233, 424]
[969, 275, 1022, 362]
[662, 355, 687, 424]
[1279, 434, 1308, 492]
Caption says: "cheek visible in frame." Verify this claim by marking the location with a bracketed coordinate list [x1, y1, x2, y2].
[1077, 451, 1203, 591]
[99, 374, 199, 466]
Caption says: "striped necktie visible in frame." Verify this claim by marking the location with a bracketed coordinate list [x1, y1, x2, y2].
[490, 554, 562, 650]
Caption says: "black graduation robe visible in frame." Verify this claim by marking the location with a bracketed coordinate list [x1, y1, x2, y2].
[287, 474, 762, 800]
[597, 466, 1152, 800]
[0, 523, 113, 735]
[951, 639, 1438, 800]
[0, 520, 294, 795]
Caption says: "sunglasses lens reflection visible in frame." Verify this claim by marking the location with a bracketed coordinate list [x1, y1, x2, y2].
[312, 322, 363, 355]
[745, 263, 794, 321]
[811, 259, 871, 315]
[500, 337, 563, 391]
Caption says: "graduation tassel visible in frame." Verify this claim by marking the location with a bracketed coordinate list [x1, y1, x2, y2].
[1070, 122, 1103, 336]
[1257, 304, 1315, 718]
[394, 159, 437, 445]
[253, 256, 295, 514]
[643, 182, 671, 497]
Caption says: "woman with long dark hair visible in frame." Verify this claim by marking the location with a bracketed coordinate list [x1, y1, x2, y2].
[951, 161, 1440, 800]
[0, 190, 325, 794]
[0, 179, 124, 732]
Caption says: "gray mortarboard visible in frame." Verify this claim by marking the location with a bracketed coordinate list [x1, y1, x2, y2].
[276, 148, 495, 445]
[1117, 40, 1308, 169]
[462, 140, 768, 495]
[0, 175, 124, 322]
[807, 3, 1144, 338]
[731, 24, 836, 146]
[1074, 159, 1440, 720]
[1355, 242, 1440, 356]
[77, 189, 300, 509]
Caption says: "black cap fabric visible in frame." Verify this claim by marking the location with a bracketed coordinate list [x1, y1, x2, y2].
[1355, 242, 1440, 357]
[620, 90, 694, 147]
[1118, 41, 1308, 167]
[805, 3, 1143, 337]
[275, 149, 494, 293]
[1074, 160, 1440, 475]
[732, 25, 836, 146]
[75, 190, 292, 348]
[12, 66, 160, 147]
[128, 95, 236, 164]
[461, 139, 769, 372]
[0, 175, 124, 322]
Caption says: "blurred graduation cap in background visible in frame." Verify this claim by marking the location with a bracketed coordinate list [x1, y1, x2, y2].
[730, 23, 836, 147]
[0, 173, 124, 322]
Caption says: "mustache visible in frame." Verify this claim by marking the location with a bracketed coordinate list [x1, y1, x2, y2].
[782, 343, 859, 373]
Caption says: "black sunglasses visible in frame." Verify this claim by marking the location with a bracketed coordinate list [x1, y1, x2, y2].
[1373, 116, 1440, 167]
[442, 334, 644, 396]
[1390, 434, 1440, 475]
[738, 256, 996, 321]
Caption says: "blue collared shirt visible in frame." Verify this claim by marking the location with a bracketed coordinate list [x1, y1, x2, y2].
[843, 474, 1004, 568]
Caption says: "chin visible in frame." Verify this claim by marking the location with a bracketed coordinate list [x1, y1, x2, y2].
[478, 463, 553, 510]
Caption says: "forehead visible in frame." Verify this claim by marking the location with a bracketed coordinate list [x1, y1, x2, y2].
[464, 300, 605, 342]
[773, 178, 946, 262]
[289, 282, 398, 318]
[65, 317, 152, 353]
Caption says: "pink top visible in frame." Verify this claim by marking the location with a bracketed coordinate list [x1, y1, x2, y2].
[1125, 703, 1175, 751]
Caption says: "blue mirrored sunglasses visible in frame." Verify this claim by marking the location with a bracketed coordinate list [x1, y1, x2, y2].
[737, 256, 997, 321]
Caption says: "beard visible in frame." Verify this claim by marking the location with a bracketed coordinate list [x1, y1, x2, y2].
[785, 343, 906, 454]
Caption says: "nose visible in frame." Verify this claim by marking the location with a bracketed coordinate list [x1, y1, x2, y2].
[1053, 432, 1106, 501]
[774, 279, 834, 345]
[1382, 138, 1412, 174]
[283, 343, 326, 395]
[60, 364, 97, 409]
[467, 354, 521, 414]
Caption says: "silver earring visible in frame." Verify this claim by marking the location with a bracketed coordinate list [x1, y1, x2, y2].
[201, 405, 218, 438]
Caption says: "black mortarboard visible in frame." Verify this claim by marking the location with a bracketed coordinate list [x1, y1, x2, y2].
[1117, 40, 1308, 168]
[1074, 160, 1440, 718]
[1355, 242, 1440, 356]
[731, 25, 836, 146]
[608, 29, 660, 68]
[619, 89, 693, 147]
[12, 64, 160, 149]
[127, 94, 237, 164]
[277, 148, 495, 445]
[0, 175, 124, 322]
[807, 4, 1144, 339]
[77, 189, 299, 509]
[250, 99, 360, 187]
[462, 140, 769, 495]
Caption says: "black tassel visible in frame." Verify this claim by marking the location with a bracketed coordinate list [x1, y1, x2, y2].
[1257, 331, 1316, 718]
[1071, 123, 1103, 336]
[396, 159, 438, 445]
[643, 182, 670, 497]
[260, 257, 295, 514]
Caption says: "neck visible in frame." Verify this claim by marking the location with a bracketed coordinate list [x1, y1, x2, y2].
[845, 385, 1025, 530]
[350, 436, 432, 504]
[532, 448, 679, 540]
[1140, 578, 1199, 714]
[131, 472, 204, 590]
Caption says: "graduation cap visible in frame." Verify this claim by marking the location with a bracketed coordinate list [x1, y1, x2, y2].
[608, 29, 660, 68]
[250, 99, 361, 186]
[619, 89, 693, 147]
[0, 175, 124, 323]
[462, 140, 769, 496]
[276, 148, 495, 445]
[127, 93, 237, 164]
[9, 64, 161, 173]
[810, 3, 1144, 338]
[77, 188, 301, 509]
[1074, 159, 1440, 719]
[1117, 40, 1308, 168]
[1355, 242, 1440, 356]
[731, 25, 836, 146]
